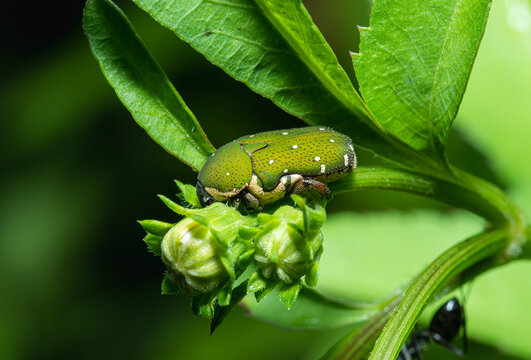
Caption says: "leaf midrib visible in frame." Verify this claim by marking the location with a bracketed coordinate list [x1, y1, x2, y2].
[254, 0, 384, 132]
[427, 0, 464, 148]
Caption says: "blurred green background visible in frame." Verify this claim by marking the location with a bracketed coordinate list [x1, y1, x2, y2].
[1, 0, 530, 359]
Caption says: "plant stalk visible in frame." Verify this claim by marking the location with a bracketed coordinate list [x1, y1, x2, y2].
[331, 166, 527, 257]
[331, 165, 528, 359]
[367, 228, 508, 360]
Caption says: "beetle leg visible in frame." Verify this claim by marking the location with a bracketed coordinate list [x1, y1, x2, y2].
[227, 196, 241, 209]
[241, 191, 263, 212]
[290, 179, 331, 199]
[430, 333, 466, 356]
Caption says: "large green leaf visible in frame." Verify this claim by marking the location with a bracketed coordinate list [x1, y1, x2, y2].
[354, 0, 492, 163]
[253, 0, 373, 124]
[83, 0, 214, 172]
[132, 0, 431, 169]
[244, 286, 377, 330]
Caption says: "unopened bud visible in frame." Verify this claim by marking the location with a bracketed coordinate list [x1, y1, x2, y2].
[161, 218, 230, 296]
[254, 205, 324, 284]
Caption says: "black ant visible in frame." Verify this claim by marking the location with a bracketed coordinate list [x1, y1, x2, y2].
[397, 297, 467, 360]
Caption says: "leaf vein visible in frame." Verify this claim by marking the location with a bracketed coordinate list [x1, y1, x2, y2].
[427, 0, 464, 142]
[364, 68, 430, 141]
[372, 43, 429, 107]
[204, 0, 257, 10]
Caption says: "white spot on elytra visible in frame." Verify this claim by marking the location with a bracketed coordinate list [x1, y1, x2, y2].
[329, 139, 335, 143]
[344, 154, 349, 166]
[291, 145, 298, 149]
[283, 169, 288, 173]
[319, 128, 325, 131]
[282, 132, 288, 135]
[314, 156, 320, 162]
[249, 135, 254, 138]
[226, 172, 230, 176]
[269, 160, 274, 164]
[320, 164, 326, 173]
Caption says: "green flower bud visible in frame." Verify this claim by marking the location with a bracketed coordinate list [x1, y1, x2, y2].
[161, 217, 230, 296]
[157, 196, 256, 298]
[147, 184, 328, 317]
[254, 199, 325, 285]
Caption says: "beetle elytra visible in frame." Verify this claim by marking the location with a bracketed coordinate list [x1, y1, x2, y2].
[196, 126, 356, 211]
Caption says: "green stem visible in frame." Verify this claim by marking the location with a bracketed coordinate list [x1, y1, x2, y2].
[331, 166, 526, 252]
[322, 227, 531, 360]
[330, 165, 528, 359]
[368, 228, 508, 360]
[450, 166, 526, 225]
[451, 167, 527, 256]
[322, 295, 402, 360]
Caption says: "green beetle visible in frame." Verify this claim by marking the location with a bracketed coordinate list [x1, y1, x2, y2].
[196, 126, 356, 211]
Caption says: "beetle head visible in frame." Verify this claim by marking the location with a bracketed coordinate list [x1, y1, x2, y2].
[196, 181, 216, 208]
